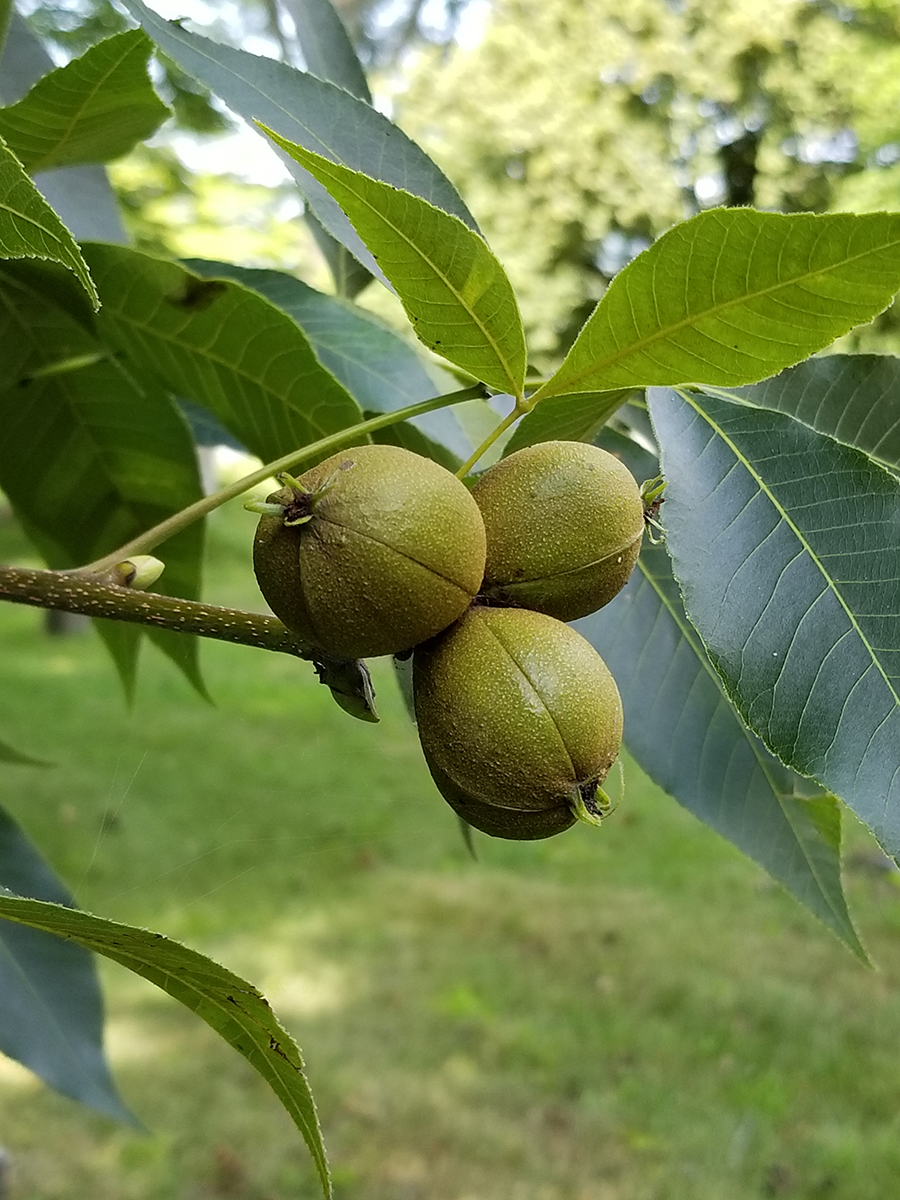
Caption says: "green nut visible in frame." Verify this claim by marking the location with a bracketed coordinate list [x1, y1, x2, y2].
[471, 440, 644, 621]
[422, 746, 577, 840]
[252, 444, 487, 659]
[413, 605, 622, 839]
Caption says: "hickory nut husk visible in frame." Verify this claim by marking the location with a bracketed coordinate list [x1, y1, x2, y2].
[472, 440, 645, 621]
[413, 606, 623, 839]
[252, 444, 486, 659]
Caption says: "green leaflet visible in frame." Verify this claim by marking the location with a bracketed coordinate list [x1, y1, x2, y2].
[285, 0, 371, 102]
[730, 354, 900, 473]
[261, 129, 527, 398]
[533, 210, 900, 401]
[184, 259, 472, 462]
[0, 259, 206, 698]
[650, 386, 900, 859]
[0, 889, 331, 1198]
[121, 0, 476, 284]
[576, 430, 865, 958]
[82, 244, 364, 464]
[0, 29, 169, 173]
[0, 135, 97, 306]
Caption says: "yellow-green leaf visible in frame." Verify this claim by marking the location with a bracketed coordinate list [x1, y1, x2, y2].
[0, 30, 169, 174]
[0, 135, 98, 307]
[534, 209, 900, 401]
[260, 127, 527, 398]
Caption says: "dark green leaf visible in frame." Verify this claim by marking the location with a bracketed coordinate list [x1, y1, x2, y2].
[732, 354, 900, 472]
[281, 0, 371, 101]
[0, 30, 169, 173]
[504, 390, 634, 456]
[121, 0, 476, 280]
[649, 386, 900, 858]
[0, 136, 98, 306]
[0, 888, 331, 1198]
[0, 805, 135, 1122]
[575, 429, 865, 956]
[185, 259, 472, 460]
[261, 132, 528, 397]
[83, 243, 364, 463]
[533, 210, 900, 401]
[0, 259, 206, 695]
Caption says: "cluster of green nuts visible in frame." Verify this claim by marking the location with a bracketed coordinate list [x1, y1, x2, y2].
[251, 439, 647, 841]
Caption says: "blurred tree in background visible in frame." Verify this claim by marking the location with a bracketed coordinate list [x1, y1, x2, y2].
[393, 0, 900, 362]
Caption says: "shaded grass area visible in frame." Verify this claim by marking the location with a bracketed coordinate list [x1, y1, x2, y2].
[2, 502, 900, 1199]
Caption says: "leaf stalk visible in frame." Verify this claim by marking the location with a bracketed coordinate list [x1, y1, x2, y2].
[78, 384, 487, 574]
[455, 403, 523, 480]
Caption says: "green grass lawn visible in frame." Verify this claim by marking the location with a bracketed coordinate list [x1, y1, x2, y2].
[3, 499, 900, 1200]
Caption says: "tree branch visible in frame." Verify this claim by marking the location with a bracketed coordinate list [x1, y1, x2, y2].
[0, 565, 379, 721]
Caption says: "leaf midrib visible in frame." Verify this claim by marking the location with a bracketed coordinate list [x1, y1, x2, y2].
[274, 140, 523, 398]
[14, 38, 140, 174]
[0, 195, 75, 252]
[703, 383, 900, 476]
[681, 387, 900, 714]
[541, 225, 900, 398]
[633, 555, 857, 943]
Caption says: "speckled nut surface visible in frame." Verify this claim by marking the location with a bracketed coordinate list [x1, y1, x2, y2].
[253, 444, 486, 659]
[413, 605, 622, 836]
[422, 745, 577, 840]
[472, 440, 644, 621]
